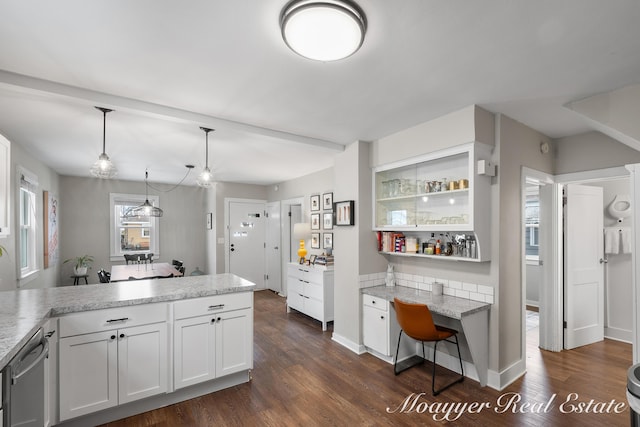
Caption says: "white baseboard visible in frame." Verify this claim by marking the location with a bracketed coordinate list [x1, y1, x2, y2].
[331, 332, 366, 354]
[488, 357, 526, 391]
[605, 326, 633, 344]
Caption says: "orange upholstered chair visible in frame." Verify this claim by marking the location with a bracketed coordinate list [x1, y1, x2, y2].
[393, 297, 464, 395]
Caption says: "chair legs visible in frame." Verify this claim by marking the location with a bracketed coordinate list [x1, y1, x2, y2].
[394, 329, 465, 396]
[432, 334, 465, 396]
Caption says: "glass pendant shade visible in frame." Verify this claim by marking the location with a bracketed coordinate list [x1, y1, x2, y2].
[281, 0, 366, 61]
[123, 171, 163, 218]
[90, 107, 117, 179]
[197, 127, 214, 188]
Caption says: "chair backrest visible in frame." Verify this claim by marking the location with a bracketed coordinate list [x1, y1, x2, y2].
[172, 259, 183, 268]
[124, 254, 138, 265]
[393, 298, 439, 341]
[97, 269, 111, 283]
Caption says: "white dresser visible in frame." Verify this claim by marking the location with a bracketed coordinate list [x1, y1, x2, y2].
[286, 263, 334, 331]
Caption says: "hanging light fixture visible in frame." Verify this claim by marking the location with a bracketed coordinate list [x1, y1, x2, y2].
[197, 127, 214, 188]
[90, 106, 118, 178]
[280, 0, 367, 61]
[123, 170, 163, 218]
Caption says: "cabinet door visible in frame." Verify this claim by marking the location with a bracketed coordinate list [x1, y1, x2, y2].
[59, 331, 118, 421]
[118, 322, 168, 404]
[216, 308, 253, 378]
[287, 276, 304, 312]
[174, 315, 216, 390]
[363, 305, 390, 356]
[44, 320, 58, 427]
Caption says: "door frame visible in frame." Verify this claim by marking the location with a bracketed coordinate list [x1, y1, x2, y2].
[551, 166, 631, 353]
[279, 197, 304, 297]
[224, 197, 267, 278]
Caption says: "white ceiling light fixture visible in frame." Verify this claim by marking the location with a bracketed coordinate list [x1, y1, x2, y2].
[197, 127, 214, 188]
[90, 106, 117, 179]
[280, 0, 367, 61]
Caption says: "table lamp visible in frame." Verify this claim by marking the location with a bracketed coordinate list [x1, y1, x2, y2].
[293, 222, 311, 263]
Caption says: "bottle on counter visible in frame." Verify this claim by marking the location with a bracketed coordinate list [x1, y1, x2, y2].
[435, 239, 441, 255]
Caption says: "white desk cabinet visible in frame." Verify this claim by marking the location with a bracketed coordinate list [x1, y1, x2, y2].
[58, 303, 168, 421]
[173, 292, 253, 390]
[287, 263, 334, 331]
[362, 294, 414, 363]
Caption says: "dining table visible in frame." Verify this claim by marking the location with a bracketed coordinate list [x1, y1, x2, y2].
[110, 262, 183, 282]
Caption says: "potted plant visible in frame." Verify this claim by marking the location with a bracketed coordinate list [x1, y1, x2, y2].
[64, 254, 94, 275]
[0, 245, 6, 257]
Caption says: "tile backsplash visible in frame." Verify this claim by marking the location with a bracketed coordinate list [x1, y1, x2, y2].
[359, 272, 494, 304]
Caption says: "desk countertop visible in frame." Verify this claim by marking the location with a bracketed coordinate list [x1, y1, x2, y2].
[0, 274, 255, 370]
[362, 285, 491, 319]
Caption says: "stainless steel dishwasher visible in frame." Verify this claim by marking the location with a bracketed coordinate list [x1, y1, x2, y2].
[2, 328, 49, 427]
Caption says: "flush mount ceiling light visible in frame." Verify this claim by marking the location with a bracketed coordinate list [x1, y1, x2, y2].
[197, 127, 214, 188]
[123, 170, 163, 218]
[90, 106, 118, 179]
[280, 0, 367, 61]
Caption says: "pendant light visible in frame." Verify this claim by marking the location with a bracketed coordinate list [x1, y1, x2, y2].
[90, 106, 118, 179]
[280, 0, 367, 61]
[197, 127, 214, 188]
[123, 170, 163, 218]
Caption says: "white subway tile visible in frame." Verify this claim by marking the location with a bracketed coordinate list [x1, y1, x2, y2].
[485, 294, 494, 304]
[448, 280, 462, 290]
[477, 284, 494, 296]
[455, 289, 470, 299]
[443, 287, 455, 296]
[462, 282, 477, 293]
[469, 292, 483, 302]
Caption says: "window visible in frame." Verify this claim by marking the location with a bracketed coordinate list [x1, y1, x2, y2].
[109, 193, 160, 261]
[18, 169, 38, 282]
[525, 195, 539, 259]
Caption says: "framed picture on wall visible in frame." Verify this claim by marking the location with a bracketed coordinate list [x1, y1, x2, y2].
[323, 212, 333, 230]
[323, 233, 333, 249]
[322, 192, 333, 210]
[310, 194, 320, 211]
[311, 233, 320, 249]
[334, 200, 355, 226]
[311, 213, 320, 230]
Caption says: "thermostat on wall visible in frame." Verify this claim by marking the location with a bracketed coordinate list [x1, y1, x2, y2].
[478, 160, 496, 177]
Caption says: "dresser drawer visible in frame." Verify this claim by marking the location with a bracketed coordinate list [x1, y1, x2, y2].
[363, 294, 388, 312]
[305, 281, 324, 301]
[288, 265, 311, 280]
[59, 303, 167, 337]
[174, 292, 252, 320]
[288, 276, 304, 295]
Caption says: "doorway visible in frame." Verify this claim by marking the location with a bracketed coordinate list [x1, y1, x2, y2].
[279, 197, 304, 297]
[226, 198, 266, 289]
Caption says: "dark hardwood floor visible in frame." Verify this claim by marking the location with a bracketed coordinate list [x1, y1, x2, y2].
[102, 290, 632, 426]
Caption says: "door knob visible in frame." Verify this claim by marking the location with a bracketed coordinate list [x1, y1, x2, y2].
[599, 258, 608, 264]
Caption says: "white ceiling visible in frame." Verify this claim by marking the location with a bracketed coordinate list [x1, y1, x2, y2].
[1, 1, 639, 185]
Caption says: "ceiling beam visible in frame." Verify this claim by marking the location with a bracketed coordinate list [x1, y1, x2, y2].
[0, 68, 345, 152]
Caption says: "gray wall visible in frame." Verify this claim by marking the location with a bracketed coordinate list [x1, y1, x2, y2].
[555, 131, 640, 174]
[0, 138, 60, 291]
[60, 176, 207, 284]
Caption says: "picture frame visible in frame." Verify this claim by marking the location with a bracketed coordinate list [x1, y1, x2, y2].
[322, 192, 333, 210]
[334, 200, 355, 226]
[311, 232, 320, 249]
[323, 212, 333, 230]
[310, 254, 317, 265]
[311, 213, 320, 230]
[310, 194, 320, 212]
[323, 232, 333, 249]
[206, 212, 213, 230]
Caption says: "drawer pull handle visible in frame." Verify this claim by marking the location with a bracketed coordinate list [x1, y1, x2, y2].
[45, 330, 56, 338]
[106, 317, 129, 323]
[208, 304, 225, 310]
[110, 335, 116, 340]
[119, 333, 125, 338]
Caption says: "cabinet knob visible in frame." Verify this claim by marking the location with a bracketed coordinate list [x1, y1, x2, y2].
[217, 317, 222, 323]
[119, 333, 125, 338]
[110, 335, 116, 340]
[380, 316, 385, 320]
[211, 318, 216, 323]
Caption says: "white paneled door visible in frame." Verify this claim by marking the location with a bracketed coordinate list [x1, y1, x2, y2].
[228, 200, 266, 289]
[266, 201, 282, 293]
[564, 184, 604, 349]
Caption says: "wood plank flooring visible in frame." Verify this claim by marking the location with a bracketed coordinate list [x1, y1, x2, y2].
[102, 290, 632, 426]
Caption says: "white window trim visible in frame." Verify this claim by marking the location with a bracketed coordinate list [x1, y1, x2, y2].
[109, 193, 160, 262]
[17, 167, 40, 287]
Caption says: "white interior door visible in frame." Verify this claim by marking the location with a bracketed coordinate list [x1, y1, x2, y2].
[266, 201, 281, 293]
[564, 184, 604, 349]
[228, 200, 266, 289]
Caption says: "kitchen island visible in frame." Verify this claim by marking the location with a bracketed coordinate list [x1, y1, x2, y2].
[0, 273, 255, 426]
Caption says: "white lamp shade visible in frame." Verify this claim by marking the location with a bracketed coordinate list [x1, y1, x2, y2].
[293, 222, 311, 240]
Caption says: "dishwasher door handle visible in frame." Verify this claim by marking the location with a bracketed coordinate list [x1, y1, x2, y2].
[12, 338, 49, 385]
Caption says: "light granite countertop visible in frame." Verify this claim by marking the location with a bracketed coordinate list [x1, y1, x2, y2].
[0, 273, 255, 370]
[362, 285, 490, 319]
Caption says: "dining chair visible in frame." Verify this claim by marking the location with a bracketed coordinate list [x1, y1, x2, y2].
[393, 297, 464, 395]
[97, 269, 111, 283]
[172, 259, 185, 275]
[124, 254, 139, 265]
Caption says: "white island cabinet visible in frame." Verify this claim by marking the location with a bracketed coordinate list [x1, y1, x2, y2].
[173, 292, 253, 390]
[58, 303, 168, 421]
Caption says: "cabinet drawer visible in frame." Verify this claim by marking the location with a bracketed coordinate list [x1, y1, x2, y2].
[59, 303, 167, 337]
[305, 282, 324, 301]
[288, 265, 311, 280]
[288, 292, 304, 312]
[305, 297, 323, 321]
[288, 276, 304, 295]
[174, 292, 253, 320]
[363, 294, 388, 312]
